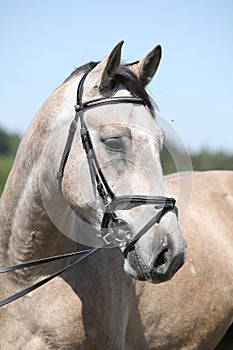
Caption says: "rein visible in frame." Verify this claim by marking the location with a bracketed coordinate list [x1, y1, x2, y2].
[0, 248, 99, 307]
[0, 67, 177, 307]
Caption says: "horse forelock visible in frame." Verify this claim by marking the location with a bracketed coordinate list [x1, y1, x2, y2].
[63, 61, 156, 116]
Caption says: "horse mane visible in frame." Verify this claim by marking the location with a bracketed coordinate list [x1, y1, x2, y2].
[63, 62, 156, 116]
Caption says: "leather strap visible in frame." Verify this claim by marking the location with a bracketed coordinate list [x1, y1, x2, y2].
[0, 247, 99, 307]
[123, 205, 175, 258]
[57, 96, 145, 191]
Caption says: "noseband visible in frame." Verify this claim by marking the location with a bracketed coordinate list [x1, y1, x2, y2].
[57, 68, 176, 257]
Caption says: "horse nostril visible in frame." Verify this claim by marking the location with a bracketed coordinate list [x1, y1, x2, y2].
[153, 247, 168, 268]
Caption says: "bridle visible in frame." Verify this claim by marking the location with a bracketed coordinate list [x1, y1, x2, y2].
[57, 67, 176, 257]
[0, 67, 176, 307]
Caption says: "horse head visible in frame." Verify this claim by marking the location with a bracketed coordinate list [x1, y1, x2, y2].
[41, 42, 187, 283]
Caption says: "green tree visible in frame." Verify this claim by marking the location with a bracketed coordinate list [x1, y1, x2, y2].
[161, 141, 233, 174]
[0, 155, 15, 195]
[191, 149, 233, 171]
[0, 128, 20, 156]
[0, 127, 20, 195]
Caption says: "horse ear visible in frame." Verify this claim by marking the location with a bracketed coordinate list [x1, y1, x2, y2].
[91, 41, 124, 90]
[130, 45, 162, 86]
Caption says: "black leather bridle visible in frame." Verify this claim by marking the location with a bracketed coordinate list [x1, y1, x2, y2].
[0, 67, 177, 307]
[57, 67, 176, 257]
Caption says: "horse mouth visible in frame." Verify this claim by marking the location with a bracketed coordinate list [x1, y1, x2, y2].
[124, 244, 186, 284]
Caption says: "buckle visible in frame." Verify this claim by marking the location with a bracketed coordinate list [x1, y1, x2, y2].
[102, 231, 117, 245]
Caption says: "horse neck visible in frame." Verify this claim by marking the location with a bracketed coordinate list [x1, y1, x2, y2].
[0, 74, 127, 285]
[0, 78, 80, 268]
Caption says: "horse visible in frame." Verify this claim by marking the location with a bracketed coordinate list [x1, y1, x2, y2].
[138, 170, 233, 349]
[0, 41, 232, 349]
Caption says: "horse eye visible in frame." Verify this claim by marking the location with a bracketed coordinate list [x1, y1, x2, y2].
[102, 137, 124, 152]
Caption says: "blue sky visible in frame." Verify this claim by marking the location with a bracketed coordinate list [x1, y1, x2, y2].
[0, 0, 232, 153]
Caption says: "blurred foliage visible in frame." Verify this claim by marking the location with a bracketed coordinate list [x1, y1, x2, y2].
[191, 150, 233, 171]
[161, 145, 177, 174]
[0, 128, 20, 156]
[0, 127, 20, 195]
[161, 143, 233, 174]
[0, 126, 233, 196]
[0, 155, 15, 195]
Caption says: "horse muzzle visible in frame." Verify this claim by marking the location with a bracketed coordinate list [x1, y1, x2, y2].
[125, 229, 187, 283]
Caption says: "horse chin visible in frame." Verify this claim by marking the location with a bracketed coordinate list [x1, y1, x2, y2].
[123, 247, 186, 284]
